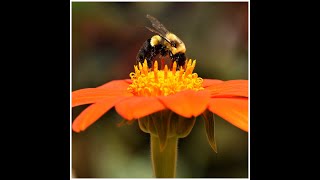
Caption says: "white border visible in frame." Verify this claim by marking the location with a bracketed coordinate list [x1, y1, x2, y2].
[70, 0, 250, 179]
[72, 0, 248, 2]
[248, 0, 250, 178]
[70, 0, 73, 178]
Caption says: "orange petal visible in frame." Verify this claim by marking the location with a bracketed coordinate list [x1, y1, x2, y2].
[208, 97, 248, 132]
[72, 96, 129, 132]
[115, 96, 166, 120]
[158, 90, 211, 118]
[205, 80, 248, 98]
[72, 80, 132, 107]
[98, 79, 131, 89]
[124, 79, 133, 84]
[202, 79, 223, 88]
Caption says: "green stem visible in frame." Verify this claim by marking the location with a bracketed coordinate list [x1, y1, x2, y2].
[150, 135, 178, 178]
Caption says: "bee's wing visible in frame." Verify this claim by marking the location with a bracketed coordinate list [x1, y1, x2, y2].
[146, 14, 170, 38]
[145, 26, 171, 44]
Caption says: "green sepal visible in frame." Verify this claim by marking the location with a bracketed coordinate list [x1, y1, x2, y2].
[138, 110, 196, 151]
[151, 113, 170, 151]
[202, 110, 218, 153]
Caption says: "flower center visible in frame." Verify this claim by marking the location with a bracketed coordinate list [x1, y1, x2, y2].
[128, 59, 204, 96]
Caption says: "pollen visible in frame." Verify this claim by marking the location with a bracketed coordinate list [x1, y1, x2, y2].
[128, 59, 204, 96]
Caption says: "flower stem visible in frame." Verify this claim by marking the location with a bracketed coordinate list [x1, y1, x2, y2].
[150, 135, 178, 178]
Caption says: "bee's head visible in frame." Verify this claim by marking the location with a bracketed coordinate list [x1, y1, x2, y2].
[165, 33, 186, 55]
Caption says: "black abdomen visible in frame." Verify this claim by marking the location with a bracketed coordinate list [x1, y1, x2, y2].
[136, 38, 153, 68]
[136, 38, 167, 68]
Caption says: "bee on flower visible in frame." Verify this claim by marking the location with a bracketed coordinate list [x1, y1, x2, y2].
[72, 14, 248, 178]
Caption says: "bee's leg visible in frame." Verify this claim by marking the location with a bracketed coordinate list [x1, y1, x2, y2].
[147, 57, 153, 69]
[170, 61, 174, 70]
[177, 54, 186, 69]
[160, 59, 165, 70]
[160, 47, 168, 57]
[168, 51, 175, 70]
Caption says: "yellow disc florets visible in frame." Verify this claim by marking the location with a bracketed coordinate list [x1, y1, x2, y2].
[127, 59, 204, 96]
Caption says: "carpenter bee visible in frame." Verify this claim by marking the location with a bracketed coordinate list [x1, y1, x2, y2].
[136, 14, 187, 69]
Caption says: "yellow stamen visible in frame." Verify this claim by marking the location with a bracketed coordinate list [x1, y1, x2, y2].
[134, 65, 140, 77]
[154, 61, 159, 83]
[143, 60, 149, 75]
[178, 67, 184, 81]
[164, 65, 168, 79]
[128, 59, 204, 96]
[192, 60, 196, 69]
[139, 62, 143, 71]
[172, 61, 177, 75]
[184, 60, 194, 76]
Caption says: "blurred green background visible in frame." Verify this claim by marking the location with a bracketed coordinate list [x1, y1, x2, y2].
[72, 2, 248, 178]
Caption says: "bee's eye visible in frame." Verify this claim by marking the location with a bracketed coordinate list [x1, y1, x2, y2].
[171, 41, 177, 48]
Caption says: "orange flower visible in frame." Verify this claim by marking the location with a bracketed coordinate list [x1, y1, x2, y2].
[72, 59, 248, 133]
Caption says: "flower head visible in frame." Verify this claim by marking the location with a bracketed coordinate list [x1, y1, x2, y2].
[128, 59, 203, 96]
[72, 59, 248, 135]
